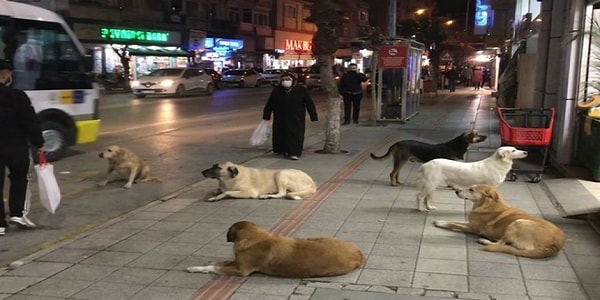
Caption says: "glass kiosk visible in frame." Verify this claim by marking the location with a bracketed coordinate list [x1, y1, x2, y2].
[373, 39, 424, 122]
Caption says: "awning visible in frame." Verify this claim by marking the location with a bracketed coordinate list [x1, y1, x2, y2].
[127, 48, 193, 57]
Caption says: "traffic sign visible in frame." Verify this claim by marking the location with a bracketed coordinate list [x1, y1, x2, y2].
[378, 45, 408, 69]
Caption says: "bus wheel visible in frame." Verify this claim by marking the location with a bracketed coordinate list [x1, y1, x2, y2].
[40, 121, 67, 162]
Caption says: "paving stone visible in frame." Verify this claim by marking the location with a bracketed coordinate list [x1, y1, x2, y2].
[411, 272, 468, 292]
[79, 251, 141, 266]
[127, 286, 198, 300]
[146, 221, 195, 231]
[70, 281, 144, 299]
[125, 253, 186, 270]
[468, 260, 522, 279]
[106, 239, 161, 253]
[364, 255, 416, 271]
[4, 262, 71, 278]
[236, 276, 300, 295]
[468, 275, 527, 295]
[520, 264, 579, 282]
[102, 267, 166, 285]
[419, 245, 466, 260]
[150, 269, 211, 288]
[525, 279, 588, 299]
[228, 293, 289, 300]
[370, 243, 419, 257]
[367, 285, 396, 293]
[342, 284, 369, 291]
[416, 258, 467, 275]
[34, 248, 97, 264]
[53, 264, 117, 281]
[145, 242, 202, 256]
[18, 278, 92, 298]
[358, 269, 412, 287]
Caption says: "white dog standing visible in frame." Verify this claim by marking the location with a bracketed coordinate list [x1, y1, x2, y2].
[415, 146, 528, 211]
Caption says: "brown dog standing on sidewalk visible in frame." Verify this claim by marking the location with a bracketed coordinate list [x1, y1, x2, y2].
[370, 131, 487, 186]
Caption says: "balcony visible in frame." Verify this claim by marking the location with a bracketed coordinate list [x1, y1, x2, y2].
[68, 3, 162, 23]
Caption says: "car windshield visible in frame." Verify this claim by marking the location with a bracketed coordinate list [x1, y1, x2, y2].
[148, 69, 184, 77]
[224, 70, 248, 75]
[265, 70, 281, 74]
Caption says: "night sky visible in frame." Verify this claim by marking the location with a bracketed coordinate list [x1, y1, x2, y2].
[432, 0, 471, 28]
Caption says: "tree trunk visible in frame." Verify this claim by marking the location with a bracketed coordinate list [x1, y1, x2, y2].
[318, 54, 341, 153]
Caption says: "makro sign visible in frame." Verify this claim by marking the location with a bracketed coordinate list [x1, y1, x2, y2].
[100, 27, 170, 43]
[284, 39, 312, 52]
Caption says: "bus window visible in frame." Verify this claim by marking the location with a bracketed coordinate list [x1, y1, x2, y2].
[1, 19, 91, 90]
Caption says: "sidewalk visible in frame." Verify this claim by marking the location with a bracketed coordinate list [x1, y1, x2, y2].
[0, 87, 599, 300]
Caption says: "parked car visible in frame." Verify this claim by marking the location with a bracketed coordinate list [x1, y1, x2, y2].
[261, 69, 285, 85]
[204, 69, 223, 89]
[290, 66, 308, 84]
[305, 65, 341, 89]
[221, 69, 263, 87]
[131, 67, 214, 98]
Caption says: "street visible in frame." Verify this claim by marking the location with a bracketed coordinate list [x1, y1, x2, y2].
[0, 86, 333, 266]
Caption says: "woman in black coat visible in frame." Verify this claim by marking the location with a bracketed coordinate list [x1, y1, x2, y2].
[262, 71, 318, 160]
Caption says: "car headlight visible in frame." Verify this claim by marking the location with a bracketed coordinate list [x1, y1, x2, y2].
[131, 80, 140, 87]
[161, 79, 174, 87]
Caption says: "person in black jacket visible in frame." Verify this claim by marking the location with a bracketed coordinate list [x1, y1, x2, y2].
[0, 59, 45, 234]
[263, 71, 318, 160]
[338, 63, 367, 125]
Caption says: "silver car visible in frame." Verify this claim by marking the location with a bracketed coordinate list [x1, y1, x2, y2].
[260, 69, 285, 85]
[131, 67, 214, 98]
[222, 69, 263, 87]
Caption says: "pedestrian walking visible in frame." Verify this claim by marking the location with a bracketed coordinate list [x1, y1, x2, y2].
[483, 68, 492, 88]
[338, 63, 367, 125]
[472, 67, 484, 90]
[262, 71, 318, 160]
[445, 67, 459, 92]
[0, 59, 45, 235]
[462, 66, 473, 87]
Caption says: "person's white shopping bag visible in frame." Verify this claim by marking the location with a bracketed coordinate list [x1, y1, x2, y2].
[34, 152, 61, 214]
[250, 120, 271, 146]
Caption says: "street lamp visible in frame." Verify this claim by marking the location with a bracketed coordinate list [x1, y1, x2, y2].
[415, 8, 427, 16]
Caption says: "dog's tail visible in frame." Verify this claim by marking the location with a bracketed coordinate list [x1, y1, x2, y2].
[369, 145, 395, 161]
[481, 244, 561, 259]
[140, 177, 162, 183]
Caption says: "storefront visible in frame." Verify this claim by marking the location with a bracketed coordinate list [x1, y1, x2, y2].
[194, 37, 244, 72]
[72, 23, 189, 79]
[270, 31, 315, 69]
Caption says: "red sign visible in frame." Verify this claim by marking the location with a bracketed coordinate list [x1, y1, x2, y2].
[378, 45, 408, 69]
[284, 39, 312, 52]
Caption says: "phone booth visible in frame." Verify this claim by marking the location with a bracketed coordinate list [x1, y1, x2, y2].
[374, 39, 424, 122]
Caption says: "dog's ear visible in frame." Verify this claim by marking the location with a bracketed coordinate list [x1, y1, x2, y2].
[482, 186, 500, 201]
[226, 226, 238, 242]
[227, 166, 239, 178]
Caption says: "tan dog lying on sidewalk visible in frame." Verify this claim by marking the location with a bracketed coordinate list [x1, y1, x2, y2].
[202, 162, 316, 201]
[434, 184, 565, 259]
[416, 146, 528, 211]
[186, 221, 365, 277]
[98, 145, 159, 189]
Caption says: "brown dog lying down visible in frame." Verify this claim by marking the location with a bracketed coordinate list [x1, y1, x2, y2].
[434, 184, 565, 259]
[98, 145, 159, 189]
[186, 221, 365, 277]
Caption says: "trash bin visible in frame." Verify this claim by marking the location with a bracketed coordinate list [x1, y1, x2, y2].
[576, 115, 600, 181]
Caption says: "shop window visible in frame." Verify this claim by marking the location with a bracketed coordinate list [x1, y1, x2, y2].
[0, 18, 89, 90]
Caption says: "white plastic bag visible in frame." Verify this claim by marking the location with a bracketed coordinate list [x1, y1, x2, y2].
[250, 120, 271, 146]
[34, 152, 61, 214]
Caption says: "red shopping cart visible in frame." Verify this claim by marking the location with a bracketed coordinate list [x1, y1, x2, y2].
[497, 107, 555, 183]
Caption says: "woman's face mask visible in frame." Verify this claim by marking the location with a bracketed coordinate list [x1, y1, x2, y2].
[281, 79, 293, 88]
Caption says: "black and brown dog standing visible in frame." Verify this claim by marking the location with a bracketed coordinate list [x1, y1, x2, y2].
[370, 131, 487, 186]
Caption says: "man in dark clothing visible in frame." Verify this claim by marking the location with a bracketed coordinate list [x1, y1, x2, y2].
[338, 63, 367, 125]
[0, 59, 45, 235]
[446, 67, 459, 92]
[263, 71, 318, 160]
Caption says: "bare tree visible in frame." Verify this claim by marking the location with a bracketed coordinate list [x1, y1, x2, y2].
[306, 0, 343, 153]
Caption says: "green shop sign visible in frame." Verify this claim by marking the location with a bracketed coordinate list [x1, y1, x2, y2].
[100, 27, 170, 43]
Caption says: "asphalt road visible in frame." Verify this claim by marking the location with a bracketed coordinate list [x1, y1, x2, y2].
[0, 85, 332, 266]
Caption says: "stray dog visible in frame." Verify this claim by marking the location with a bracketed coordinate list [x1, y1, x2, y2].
[416, 146, 528, 211]
[98, 145, 158, 189]
[370, 131, 487, 186]
[434, 184, 565, 258]
[203, 161, 316, 201]
[186, 221, 365, 277]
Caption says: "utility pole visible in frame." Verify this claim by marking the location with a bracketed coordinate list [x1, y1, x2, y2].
[388, 0, 397, 38]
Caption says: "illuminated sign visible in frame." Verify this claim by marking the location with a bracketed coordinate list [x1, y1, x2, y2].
[474, 0, 493, 35]
[285, 39, 312, 52]
[100, 27, 170, 43]
[204, 38, 244, 50]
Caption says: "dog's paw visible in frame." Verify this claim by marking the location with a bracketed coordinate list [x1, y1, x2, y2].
[186, 265, 213, 273]
[123, 183, 132, 189]
[433, 220, 449, 228]
[477, 238, 494, 245]
[96, 181, 107, 187]
[425, 204, 437, 210]
[206, 196, 220, 202]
